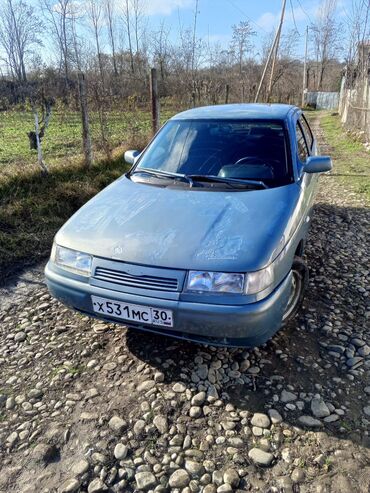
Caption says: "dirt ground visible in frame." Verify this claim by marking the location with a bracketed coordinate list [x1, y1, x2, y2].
[0, 115, 369, 493]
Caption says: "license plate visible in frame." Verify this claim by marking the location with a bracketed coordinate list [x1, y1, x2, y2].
[91, 295, 173, 327]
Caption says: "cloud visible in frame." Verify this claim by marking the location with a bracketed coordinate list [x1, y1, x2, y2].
[144, 0, 194, 16]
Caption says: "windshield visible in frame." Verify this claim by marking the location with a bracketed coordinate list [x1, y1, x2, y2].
[135, 119, 292, 188]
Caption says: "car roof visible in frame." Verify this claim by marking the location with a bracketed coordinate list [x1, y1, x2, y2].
[171, 103, 298, 121]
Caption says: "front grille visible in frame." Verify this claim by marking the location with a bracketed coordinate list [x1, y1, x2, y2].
[94, 266, 179, 292]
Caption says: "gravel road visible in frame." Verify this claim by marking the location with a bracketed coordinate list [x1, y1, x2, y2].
[0, 117, 369, 493]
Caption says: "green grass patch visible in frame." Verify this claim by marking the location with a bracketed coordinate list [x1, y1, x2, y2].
[319, 113, 370, 201]
[0, 107, 177, 282]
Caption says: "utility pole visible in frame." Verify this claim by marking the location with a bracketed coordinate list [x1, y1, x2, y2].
[255, 0, 287, 103]
[150, 68, 160, 135]
[301, 25, 308, 107]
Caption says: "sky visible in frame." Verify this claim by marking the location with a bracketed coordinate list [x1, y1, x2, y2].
[139, 0, 352, 57]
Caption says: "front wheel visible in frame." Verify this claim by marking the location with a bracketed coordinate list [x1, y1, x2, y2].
[282, 256, 309, 322]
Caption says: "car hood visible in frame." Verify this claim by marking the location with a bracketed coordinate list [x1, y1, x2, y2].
[56, 176, 301, 272]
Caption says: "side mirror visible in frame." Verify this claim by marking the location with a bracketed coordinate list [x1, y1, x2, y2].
[124, 150, 140, 165]
[303, 156, 332, 173]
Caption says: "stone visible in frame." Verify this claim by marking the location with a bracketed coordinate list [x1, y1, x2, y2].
[363, 406, 370, 417]
[153, 415, 168, 434]
[191, 391, 206, 406]
[114, 443, 128, 460]
[248, 448, 274, 466]
[185, 460, 204, 476]
[137, 380, 156, 392]
[30, 443, 58, 465]
[311, 398, 330, 418]
[268, 409, 283, 424]
[135, 472, 157, 491]
[291, 468, 305, 483]
[108, 416, 126, 433]
[60, 479, 80, 493]
[189, 406, 202, 418]
[223, 468, 239, 487]
[169, 469, 191, 488]
[217, 485, 233, 492]
[87, 478, 108, 493]
[133, 419, 146, 435]
[298, 415, 322, 427]
[203, 485, 217, 493]
[280, 390, 297, 403]
[251, 413, 270, 428]
[14, 331, 26, 342]
[172, 382, 187, 393]
[72, 459, 89, 476]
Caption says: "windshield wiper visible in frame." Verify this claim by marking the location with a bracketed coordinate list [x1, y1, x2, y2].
[187, 175, 268, 189]
[130, 168, 193, 186]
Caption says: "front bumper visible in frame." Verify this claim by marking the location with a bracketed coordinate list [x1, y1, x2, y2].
[45, 262, 292, 347]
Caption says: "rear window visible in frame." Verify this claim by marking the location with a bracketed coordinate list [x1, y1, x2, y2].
[137, 119, 292, 187]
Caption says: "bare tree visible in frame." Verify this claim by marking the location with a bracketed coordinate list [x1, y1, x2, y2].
[87, 0, 104, 86]
[0, 0, 43, 83]
[230, 21, 256, 76]
[41, 0, 74, 92]
[122, 0, 134, 73]
[310, 0, 341, 90]
[104, 0, 118, 76]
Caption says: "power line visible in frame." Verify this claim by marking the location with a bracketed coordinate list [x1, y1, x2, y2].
[225, 0, 269, 34]
[295, 0, 313, 24]
[289, 0, 300, 34]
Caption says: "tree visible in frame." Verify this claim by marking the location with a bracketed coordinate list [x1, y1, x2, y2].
[104, 0, 118, 76]
[310, 0, 341, 90]
[0, 0, 43, 83]
[230, 21, 256, 76]
[41, 0, 75, 93]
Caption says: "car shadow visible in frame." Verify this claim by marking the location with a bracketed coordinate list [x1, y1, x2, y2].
[125, 202, 370, 449]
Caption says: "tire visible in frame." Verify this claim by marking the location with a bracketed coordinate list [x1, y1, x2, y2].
[282, 256, 309, 322]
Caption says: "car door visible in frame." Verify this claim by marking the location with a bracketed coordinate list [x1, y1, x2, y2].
[295, 114, 318, 229]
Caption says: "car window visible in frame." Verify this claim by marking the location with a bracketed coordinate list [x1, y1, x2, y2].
[299, 115, 313, 150]
[296, 123, 309, 162]
[136, 119, 292, 187]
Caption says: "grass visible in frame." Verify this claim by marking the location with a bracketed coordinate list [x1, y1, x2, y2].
[0, 107, 177, 282]
[319, 112, 370, 201]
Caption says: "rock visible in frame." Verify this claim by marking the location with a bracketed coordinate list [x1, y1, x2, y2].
[268, 409, 283, 424]
[14, 331, 26, 342]
[108, 416, 126, 433]
[298, 415, 322, 427]
[217, 485, 233, 492]
[60, 479, 80, 493]
[169, 469, 191, 488]
[189, 406, 202, 418]
[311, 397, 330, 418]
[87, 478, 108, 493]
[137, 380, 156, 392]
[280, 390, 297, 403]
[203, 485, 217, 493]
[191, 391, 206, 406]
[251, 413, 270, 428]
[248, 448, 274, 466]
[223, 468, 239, 487]
[185, 460, 204, 476]
[363, 406, 370, 417]
[153, 415, 168, 434]
[135, 472, 157, 491]
[173, 382, 187, 393]
[6, 396, 15, 410]
[72, 459, 89, 476]
[291, 468, 305, 483]
[154, 371, 164, 383]
[114, 443, 128, 460]
[133, 419, 146, 435]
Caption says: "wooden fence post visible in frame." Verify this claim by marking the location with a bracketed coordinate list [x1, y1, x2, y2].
[78, 72, 93, 169]
[225, 84, 230, 104]
[150, 68, 160, 135]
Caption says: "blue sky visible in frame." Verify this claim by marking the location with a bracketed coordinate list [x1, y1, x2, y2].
[144, 0, 350, 54]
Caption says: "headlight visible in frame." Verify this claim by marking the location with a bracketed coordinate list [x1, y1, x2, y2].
[52, 244, 92, 276]
[186, 271, 245, 293]
[245, 265, 274, 294]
